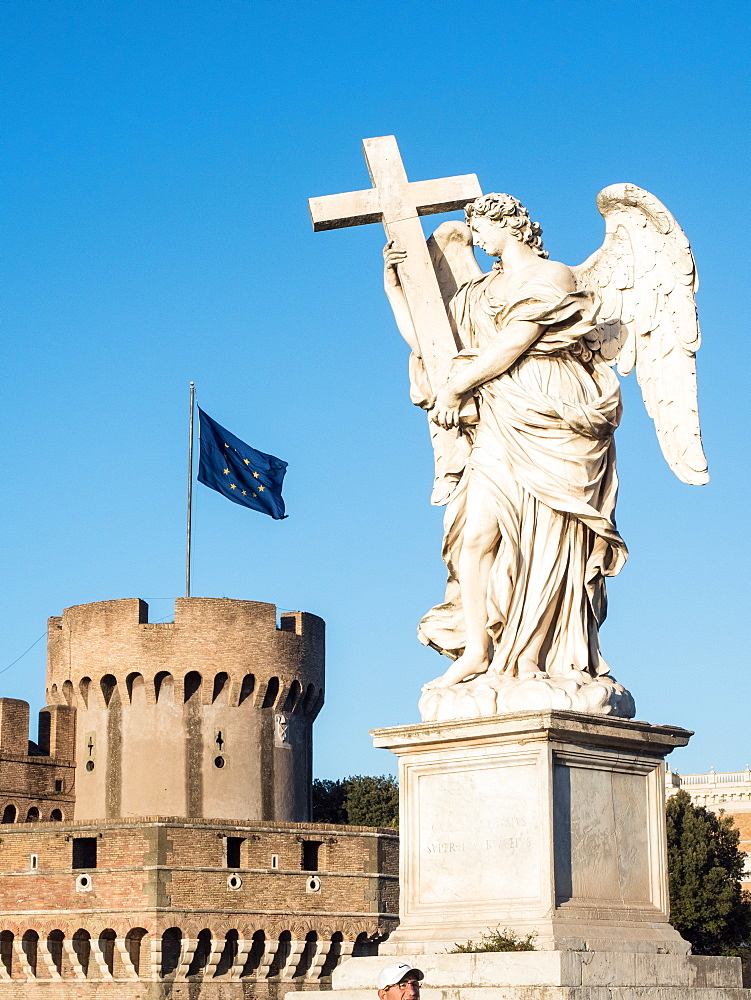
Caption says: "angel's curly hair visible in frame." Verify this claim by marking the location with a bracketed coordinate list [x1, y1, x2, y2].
[465, 193, 548, 259]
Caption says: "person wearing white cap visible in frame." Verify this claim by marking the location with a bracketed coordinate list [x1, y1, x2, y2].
[376, 963, 424, 1000]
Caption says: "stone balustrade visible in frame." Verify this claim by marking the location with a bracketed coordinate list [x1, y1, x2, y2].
[0, 925, 370, 985]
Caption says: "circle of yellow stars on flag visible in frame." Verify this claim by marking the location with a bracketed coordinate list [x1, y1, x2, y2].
[222, 443, 266, 498]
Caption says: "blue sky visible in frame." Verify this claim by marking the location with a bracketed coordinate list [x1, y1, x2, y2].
[2, 0, 749, 780]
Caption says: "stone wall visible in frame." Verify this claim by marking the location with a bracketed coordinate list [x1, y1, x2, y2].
[0, 699, 76, 824]
[0, 817, 399, 998]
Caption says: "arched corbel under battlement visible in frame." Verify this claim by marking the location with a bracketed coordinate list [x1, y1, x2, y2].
[236, 673, 255, 706]
[97, 676, 118, 709]
[153, 671, 174, 703]
[78, 677, 91, 708]
[254, 676, 281, 710]
[183, 671, 202, 704]
[211, 671, 230, 706]
[281, 679, 303, 714]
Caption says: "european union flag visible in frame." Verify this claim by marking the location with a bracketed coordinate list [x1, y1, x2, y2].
[197, 409, 288, 519]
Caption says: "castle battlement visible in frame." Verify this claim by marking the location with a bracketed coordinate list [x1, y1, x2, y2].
[47, 598, 324, 718]
[0, 815, 398, 993]
[40, 598, 326, 825]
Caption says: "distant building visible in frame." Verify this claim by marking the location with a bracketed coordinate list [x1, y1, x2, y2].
[0, 598, 398, 998]
[666, 767, 751, 890]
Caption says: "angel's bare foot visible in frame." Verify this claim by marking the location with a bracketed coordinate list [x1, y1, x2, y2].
[516, 656, 548, 680]
[423, 650, 490, 690]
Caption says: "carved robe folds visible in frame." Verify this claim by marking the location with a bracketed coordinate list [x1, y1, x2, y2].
[415, 274, 628, 686]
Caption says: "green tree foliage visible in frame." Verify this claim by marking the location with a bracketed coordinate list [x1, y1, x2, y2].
[667, 789, 751, 957]
[312, 775, 398, 828]
[311, 778, 348, 824]
[346, 775, 399, 828]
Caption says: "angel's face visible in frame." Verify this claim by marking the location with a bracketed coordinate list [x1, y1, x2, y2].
[469, 215, 508, 258]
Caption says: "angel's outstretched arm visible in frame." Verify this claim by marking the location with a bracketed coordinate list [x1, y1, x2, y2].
[383, 242, 420, 355]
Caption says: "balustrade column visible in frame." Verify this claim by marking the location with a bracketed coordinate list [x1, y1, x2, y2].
[174, 937, 198, 980]
[305, 939, 332, 981]
[149, 938, 162, 981]
[115, 938, 139, 980]
[13, 940, 35, 981]
[201, 938, 224, 980]
[280, 939, 305, 980]
[36, 941, 62, 980]
[252, 939, 278, 981]
[89, 940, 113, 980]
[229, 937, 253, 979]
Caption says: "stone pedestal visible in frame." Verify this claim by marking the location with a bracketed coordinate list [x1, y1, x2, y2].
[289, 710, 748, 1000]
[374, 710, 692, 955]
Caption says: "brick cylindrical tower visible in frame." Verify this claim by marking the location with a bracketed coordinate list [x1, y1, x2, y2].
[46, 598, 325, 823]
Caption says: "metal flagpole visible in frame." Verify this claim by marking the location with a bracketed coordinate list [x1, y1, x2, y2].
[186, 381, 196, 598]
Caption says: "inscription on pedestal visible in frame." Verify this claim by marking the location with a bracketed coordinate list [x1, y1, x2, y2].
[414, 760, 541, 908]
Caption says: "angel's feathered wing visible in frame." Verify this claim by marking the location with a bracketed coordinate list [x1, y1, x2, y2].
[572, 183, 709, 485]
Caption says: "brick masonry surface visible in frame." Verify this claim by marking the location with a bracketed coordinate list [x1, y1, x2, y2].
[0, 598, 401, 1000]
[726, 811, 751, 890]
[0, 700, 76, 825]
[0, 817, 398, 997]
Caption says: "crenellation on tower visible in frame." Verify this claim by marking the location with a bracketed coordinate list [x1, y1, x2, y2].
[0, 699, 30, 753]
[36, 705, 76, 760]
[43, 597, 325, 824]
[47, 598, 325, 713]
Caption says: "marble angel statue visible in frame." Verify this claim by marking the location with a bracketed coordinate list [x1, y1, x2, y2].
[382, 185, 708, 722]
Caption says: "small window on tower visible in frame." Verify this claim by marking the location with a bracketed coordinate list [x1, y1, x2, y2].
[72, 837, 97, 869]
[226, 837, 244, 869]
[301, 840, 323, 872]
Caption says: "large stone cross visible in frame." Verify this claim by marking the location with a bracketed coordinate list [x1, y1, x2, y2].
[309, 135, 482, 392]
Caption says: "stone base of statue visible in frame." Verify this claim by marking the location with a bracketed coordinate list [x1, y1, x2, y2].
[325, 949, 746, 998]
[290, 710, 747, 1000]
[418, 671, 636, 723]
[372, 710, 691, 956]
